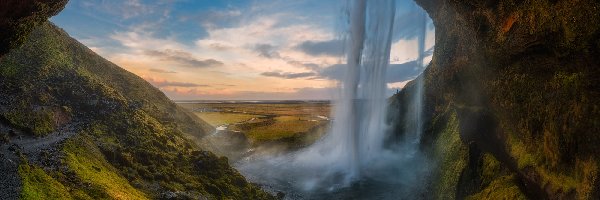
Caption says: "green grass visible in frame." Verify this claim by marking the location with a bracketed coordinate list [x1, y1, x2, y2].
[19, 164, 72, 200]
[62, 135, 148, 200]
[183, 103, 331, 146]
[4, 109, 56, 136]
[246, 117, 321, 142]
[276, 115, 308, 121]
[181, 103, 330, 117]
[195, 112, 260, 127]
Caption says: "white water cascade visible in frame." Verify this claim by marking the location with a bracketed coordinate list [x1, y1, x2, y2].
[236, 0, 431, 197]
[305, 0, 397, 180]
[404, 6, 428, 144]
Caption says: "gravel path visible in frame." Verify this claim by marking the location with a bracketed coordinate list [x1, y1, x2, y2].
[0, 123, 78, 199]
[0, 149, 20, 200]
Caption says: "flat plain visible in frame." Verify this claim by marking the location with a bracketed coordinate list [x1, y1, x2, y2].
[178, 101, 331, 147]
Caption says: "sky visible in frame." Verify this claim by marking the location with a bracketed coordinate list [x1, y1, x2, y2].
[51, 0, 434, 100]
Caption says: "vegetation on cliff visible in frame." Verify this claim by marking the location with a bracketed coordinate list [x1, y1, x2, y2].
[0, 22, 273, 199]
[390, 0, 600, 199]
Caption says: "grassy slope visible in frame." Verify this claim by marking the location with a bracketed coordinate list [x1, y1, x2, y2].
[18, 163, 72, 200]
[0, 22, 272, 199]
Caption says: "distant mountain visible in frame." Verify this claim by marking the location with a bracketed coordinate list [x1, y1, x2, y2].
[0, 22, 273, 199]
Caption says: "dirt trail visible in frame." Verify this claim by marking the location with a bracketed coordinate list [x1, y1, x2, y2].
[0, 123, 78, 199]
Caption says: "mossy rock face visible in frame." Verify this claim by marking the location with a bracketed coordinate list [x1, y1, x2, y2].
[389, 0, 600, 199]
[430, 111, 467, 199]
[0, 22, 273, 199]
[0, 0, 68, 57]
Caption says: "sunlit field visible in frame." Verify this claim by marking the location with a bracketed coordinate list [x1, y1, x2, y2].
[178, 101, 331, 147]
[194, 112, 259, 127]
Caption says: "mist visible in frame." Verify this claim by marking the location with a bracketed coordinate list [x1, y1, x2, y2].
[233, 0, 432, 198]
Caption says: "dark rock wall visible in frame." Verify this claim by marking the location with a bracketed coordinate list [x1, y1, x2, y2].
[391, 0, 600, 199]
[0, 0, 68, 57]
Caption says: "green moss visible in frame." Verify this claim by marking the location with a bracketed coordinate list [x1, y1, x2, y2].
[553, 72, 584, 90]
[19, 164, 72, 200]
[576, 159, 599, 200]
[505, 127, 583, 196]
[62, 135, 148, 200]
[467, 153, 528, 200]
[5, 109, 55, 136]
[480, 154, 502, 185]
[0, 59, 20, 77]
[408, 0, 600, 198]
[432, 111, 468, 199]
[429, 110, 529, 200]
[466, 175, 527, 200]
[506, 133, 538, 169]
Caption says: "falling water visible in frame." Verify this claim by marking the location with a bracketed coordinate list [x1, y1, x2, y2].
[332, 0, 396, 179]
[405, 8, 428, 142]
[236, 0, 431, 198]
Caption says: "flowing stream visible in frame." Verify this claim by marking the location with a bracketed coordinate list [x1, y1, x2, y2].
[235, 0, 430, 199]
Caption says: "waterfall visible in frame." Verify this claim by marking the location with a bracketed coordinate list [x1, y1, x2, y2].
[236, 0, 431, 196]
[339, 0, 396, 178]
[405, 9, 428, 142]
[272, 0, 397, 187]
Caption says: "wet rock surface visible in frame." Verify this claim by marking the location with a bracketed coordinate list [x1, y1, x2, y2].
[390, 0, 600, 199]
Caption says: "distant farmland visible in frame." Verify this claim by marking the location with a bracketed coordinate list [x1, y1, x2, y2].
[178, 101, 331, 149]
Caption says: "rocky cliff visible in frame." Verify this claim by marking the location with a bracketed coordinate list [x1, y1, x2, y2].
[0, 0, 68, 57]
[391, 0, 600, 199]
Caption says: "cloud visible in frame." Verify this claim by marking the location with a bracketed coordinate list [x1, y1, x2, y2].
[261, 71, 317, 79]
[392, 7, 430, 41]
[216, 84, 237, 87]
[318, 64, 346, 81]
[208, 43, 232, 51]
[144, 77, 209, 88]
[197, 9, 243, 29]
[144, 49, 224, 68]
[295, 39, 344, 56]
[385, 61, 423, 82]
[80, 0, 168, 20]
[286, 60, 320, 71]
[162, 86, 336, 100]
[318, 60, 428, 83]
[55, 0, 434, 101]
[149, 68, 177, 73]
[254, 43, 280, 58]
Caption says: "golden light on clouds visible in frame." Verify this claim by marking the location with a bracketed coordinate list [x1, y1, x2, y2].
[52, 0, 434, 100]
